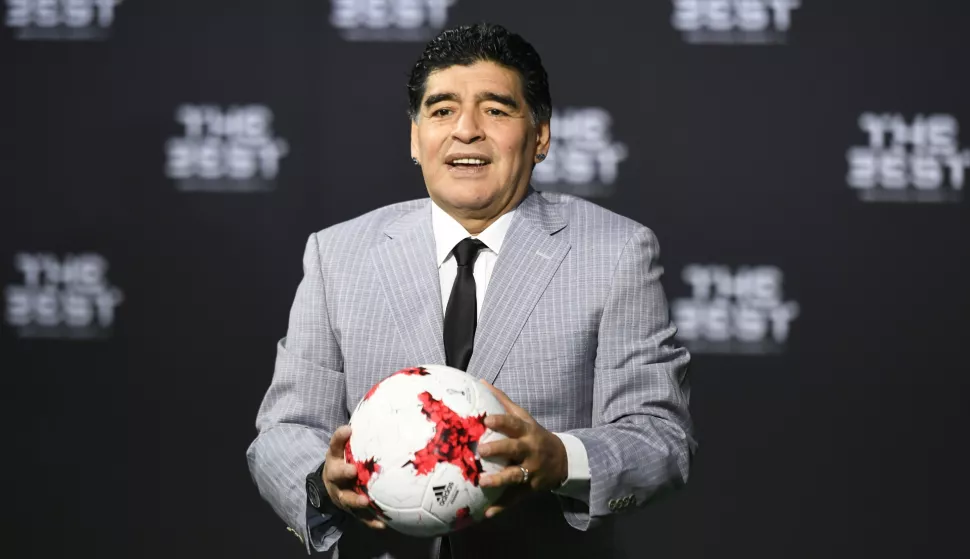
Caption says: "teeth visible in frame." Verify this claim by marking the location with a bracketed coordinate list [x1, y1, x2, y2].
[451, 158, 487, 166]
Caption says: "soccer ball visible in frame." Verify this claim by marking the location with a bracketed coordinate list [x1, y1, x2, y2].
[344, 364, 509, 537]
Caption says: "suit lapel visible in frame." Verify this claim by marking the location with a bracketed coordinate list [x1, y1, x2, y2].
[466, 190, 570, 385]
[370, 202, 447, 367]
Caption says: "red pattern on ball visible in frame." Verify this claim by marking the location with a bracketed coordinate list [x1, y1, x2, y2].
[405, 391, 488, 485]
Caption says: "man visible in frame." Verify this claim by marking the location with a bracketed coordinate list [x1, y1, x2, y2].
[247, 22, 696, 559]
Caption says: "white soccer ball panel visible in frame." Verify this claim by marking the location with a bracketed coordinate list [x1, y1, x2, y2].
[368, 462, 430, 509]
[470, 378, 508, 419]
[368, 504, 449, 538]
[418, 364, 479, 416]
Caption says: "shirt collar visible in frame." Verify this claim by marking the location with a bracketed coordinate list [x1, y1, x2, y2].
[431, 200, 516, 267]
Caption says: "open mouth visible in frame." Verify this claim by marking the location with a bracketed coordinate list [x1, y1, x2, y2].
[445, 155, 492, 168]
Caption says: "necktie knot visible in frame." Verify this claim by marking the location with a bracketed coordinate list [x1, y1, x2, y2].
[452, 238, 486, 268]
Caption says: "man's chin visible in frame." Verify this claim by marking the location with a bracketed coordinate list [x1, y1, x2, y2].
[446, 199, 495, 216]
[432, 187, 497, 213]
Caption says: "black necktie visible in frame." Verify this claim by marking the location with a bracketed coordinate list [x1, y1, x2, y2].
[443, 238, 486, 371]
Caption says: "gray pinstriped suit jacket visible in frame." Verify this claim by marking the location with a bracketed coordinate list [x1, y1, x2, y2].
[246, 188, 696, 558]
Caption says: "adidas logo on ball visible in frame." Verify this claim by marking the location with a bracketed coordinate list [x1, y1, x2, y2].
[433, 482, 455, 506]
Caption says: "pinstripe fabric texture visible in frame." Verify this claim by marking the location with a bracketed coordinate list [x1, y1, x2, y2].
[246, 188, 696, 558]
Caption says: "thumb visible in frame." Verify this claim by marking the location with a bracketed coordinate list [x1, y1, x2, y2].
[329, 425, 352, 460]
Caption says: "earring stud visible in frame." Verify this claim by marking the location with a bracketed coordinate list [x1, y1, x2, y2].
[536, 153, 546, 162]
[411, 157, 419, 165]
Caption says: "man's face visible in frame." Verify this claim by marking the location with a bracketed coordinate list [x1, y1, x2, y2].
[411, 61, 550, 223]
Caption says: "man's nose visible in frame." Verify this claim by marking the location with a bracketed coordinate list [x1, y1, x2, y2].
[452, 109, 484, 143]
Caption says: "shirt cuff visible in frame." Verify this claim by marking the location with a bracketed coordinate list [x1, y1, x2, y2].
[551, 432, 591, 504]
[306, 501, 344, 552]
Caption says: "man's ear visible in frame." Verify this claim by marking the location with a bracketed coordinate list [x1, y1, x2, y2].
[410, 119, 420, 163]
[535, 119, 551, 159]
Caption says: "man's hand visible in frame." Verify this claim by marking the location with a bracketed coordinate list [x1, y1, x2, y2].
[323, 425, 386, 530]
[476, 380, 569, 519]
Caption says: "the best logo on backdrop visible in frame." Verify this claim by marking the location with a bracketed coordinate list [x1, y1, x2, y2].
[531, 107, 627, 199]
[165, 104, 290, 194]
[5, 0, 120, 41]
[671, 0, 801, 45]
[4, 253, 124, 340]
[847, 113, 968, 204]
[329, 0, 456, 41]
[671, 264, 800, 355]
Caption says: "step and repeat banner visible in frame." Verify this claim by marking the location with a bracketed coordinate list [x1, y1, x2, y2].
[3, 1, 968, 557]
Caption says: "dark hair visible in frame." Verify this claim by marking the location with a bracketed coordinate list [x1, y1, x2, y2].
[407, 23, 551, 124]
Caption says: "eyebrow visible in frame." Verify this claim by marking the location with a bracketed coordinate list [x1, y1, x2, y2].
[423, 91, 520, 111]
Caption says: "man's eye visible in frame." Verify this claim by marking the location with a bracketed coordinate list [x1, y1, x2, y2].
[486, 108, 508, 116]
[432, 108, 453, 117]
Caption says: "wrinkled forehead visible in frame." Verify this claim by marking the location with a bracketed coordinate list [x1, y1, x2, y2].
[421, 61, 526, 102]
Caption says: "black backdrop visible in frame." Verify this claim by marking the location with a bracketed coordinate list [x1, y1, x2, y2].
[3, 1, 969, 557]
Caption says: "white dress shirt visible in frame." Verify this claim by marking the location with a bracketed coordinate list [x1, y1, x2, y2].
[431, 200, 591, 503]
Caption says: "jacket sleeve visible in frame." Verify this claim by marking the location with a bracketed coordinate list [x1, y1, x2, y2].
[246, 232, 349, 554]
[560, 226, 696, 530]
